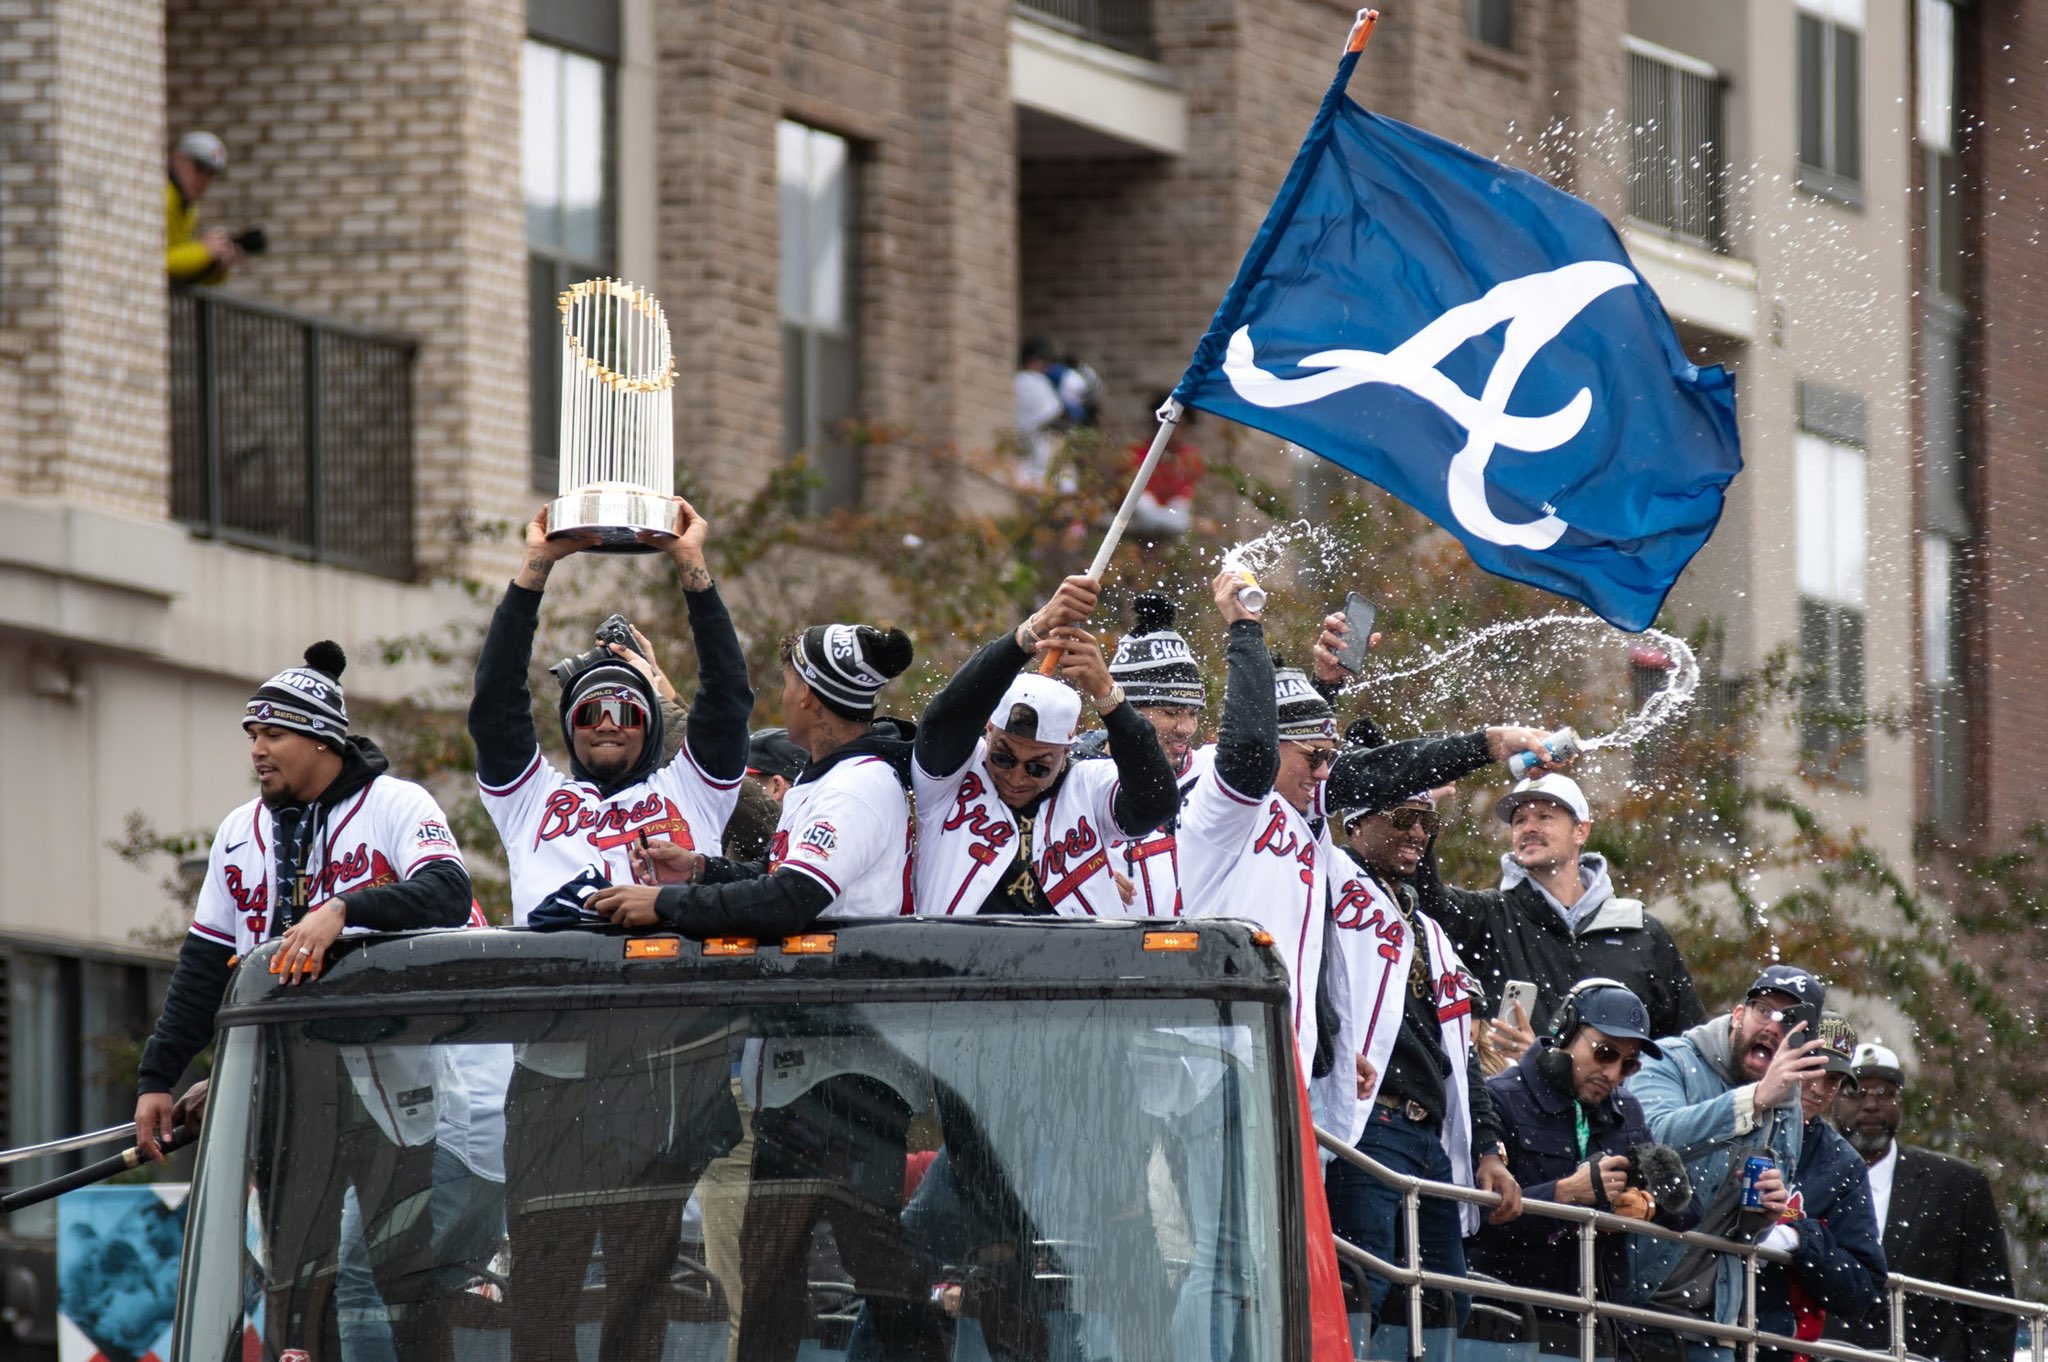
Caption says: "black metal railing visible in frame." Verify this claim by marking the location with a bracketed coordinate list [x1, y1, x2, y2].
[170, 290, 417, 580]
[1014, 0, 1156, 59]
[1628, 42, 1728, 252]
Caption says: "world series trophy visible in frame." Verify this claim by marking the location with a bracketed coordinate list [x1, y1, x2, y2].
[547, 277, 678, 552]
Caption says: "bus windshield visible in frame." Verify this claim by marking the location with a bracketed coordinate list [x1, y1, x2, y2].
[176, 993, 1289, 1362]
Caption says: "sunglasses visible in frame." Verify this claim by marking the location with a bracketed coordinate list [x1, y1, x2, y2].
[1589, 1041, 1643, 1077]
[1288, 743, 1339, 770]
[988, 745, 1060, 780]
[1747, 1000, 1810, 1028]
[1383, 807, 1442, 836]
[571, 696, 647, 730]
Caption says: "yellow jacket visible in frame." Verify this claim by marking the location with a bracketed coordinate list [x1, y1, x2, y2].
[166, 180, 225, 285]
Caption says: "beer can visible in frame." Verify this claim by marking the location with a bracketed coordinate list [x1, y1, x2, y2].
[1233, 570, 1266, 614]
[1508, 726, 1584, 779]
[1739, 1154, 1776, 1210]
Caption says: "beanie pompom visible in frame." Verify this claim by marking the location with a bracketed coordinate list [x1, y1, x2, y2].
[303, 640, 347, 680]
[1132, 591, 1177, 635]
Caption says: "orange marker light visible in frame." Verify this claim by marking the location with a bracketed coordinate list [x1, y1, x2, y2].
[1251, 930, 1275, 948]
[702, 937, 758, 957]
[1143, 930, 1200, 953]
[781, 934, 837, 955]
[624, 938, 681, 959]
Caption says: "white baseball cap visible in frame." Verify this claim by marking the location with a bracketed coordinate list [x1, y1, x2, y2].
[991, 673, 1081, 746]
[176, 130, 228, 173]
[1493, 772, 1591, 824]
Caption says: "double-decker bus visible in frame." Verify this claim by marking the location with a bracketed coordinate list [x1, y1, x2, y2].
[171, 918, 1349, 1360]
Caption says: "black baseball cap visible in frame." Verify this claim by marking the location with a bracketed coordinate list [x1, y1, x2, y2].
[1571, 982, 1663, 1059]
[746, 728, 807, 781]
[1746, 964, 1825, 1029]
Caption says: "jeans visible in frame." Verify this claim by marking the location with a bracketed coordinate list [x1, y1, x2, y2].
[1324, 1102, 1470, 1327]
[336, 1145, 508, 1361]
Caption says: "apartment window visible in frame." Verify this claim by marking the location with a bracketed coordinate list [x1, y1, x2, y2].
[1797, 0, 1863, 202]
[523, 1, 618, 492]
[1797, 425, 1868, 785]
[779, 120, 860, 513]
[3, 943, 172, 1237]
[1628, 38, 1728, 251]
[1467, 0, 1513, 50]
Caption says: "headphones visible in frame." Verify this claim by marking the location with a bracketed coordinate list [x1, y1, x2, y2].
[1549, 976, 1630, 1044]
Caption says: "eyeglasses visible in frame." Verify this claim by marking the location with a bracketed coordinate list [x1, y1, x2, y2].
[1589, 1041, 1643, 1077]
[988, 745, 1060, 780]
[571, 696, 647, 730]
[1384, 807, 1442, 836]
[1747, 1000, 1808, 1028]
[1288, 743, 1339, 770]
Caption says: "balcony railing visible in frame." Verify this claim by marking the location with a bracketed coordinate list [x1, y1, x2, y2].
[1628, 37, 1728, 252]
[170, 291, 417, 580]
[1014, 0, 1155, 59]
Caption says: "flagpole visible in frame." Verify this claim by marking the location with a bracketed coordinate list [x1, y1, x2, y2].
[1037, 397, 1183, 675]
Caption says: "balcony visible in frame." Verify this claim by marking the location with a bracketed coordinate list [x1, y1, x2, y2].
[1627, 37, 1727, 253]
[169, 292, 417, 580]
[1013, 0, 1153, 59]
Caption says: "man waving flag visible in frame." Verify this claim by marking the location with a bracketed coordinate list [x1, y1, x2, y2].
[1169, 14, 1741, 632]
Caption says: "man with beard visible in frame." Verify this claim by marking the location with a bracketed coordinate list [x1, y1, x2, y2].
[1467, 979, 1700, 1358]
[133, 641, 476, 1357]
[1422, 772, 1705, 1060]
[1315, 783, 1525, 1333]
[1755, 1012, 1885, 1362]
[1631, 966, 1833, 1362]
[1823, 1043, 2016, 1362]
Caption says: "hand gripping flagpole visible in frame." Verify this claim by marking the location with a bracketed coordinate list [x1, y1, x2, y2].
[1038, 10, 1380, 677]
[1036, 397, 1184, 675]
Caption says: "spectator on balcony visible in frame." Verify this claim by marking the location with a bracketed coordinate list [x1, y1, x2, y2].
[1014, 336, 1066, 490]
[1127, 394, 1206, 543]
[166, 131, 243, 287]
[1756, 1011, 1886, 1362]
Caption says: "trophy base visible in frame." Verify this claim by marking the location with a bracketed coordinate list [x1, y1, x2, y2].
[547, 488, 676, 555]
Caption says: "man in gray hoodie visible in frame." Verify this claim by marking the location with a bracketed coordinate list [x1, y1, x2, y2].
[1421, 773, 1705, 1055]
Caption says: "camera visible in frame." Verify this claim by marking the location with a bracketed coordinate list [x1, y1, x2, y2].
[231, 226, 268, 255]
[549, 614, 644, 690]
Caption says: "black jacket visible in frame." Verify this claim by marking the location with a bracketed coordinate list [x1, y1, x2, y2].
[1469, 1042, 1700, 1344]
[1823, 1144, 2017, 1362]
[1758, 1114, 1886, 1355]
[1418, 855, 1705, 1040]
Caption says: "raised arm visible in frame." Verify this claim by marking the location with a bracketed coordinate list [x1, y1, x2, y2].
[468, 506, 599, 786]
[915, 575, 1100, 779]
[659, 500, 753, 782]
[1209, 572, 1277, 799]
[1042, 625, 1178, 837]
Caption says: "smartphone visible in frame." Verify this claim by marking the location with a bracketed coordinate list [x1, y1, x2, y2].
[1497, 979, 1540, 1025]
[1333, 591, 1378, 675]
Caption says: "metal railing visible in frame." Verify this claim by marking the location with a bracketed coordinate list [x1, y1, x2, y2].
[1316, 1126, 2048, 1362]
[1627, 37, 1728, 253]
[170, 289, 418, 580]
[1014, 0, 1156, 59]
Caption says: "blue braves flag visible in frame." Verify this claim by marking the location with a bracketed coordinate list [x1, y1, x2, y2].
[1170, 46, 1742, 632]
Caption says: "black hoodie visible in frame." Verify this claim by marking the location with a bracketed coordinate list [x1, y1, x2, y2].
[653, 718, 916, 938]
[136, 736, 473, 1096]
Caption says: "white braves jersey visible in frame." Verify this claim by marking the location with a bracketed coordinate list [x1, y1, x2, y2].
[1178, 751, 1331, 1073]
[768, 755, 911, 918]
[480, 744, 740, 922]
[1098, 746, 1212, 918]
[912, 743, 1130, 917]
[189, 776, 464, 956]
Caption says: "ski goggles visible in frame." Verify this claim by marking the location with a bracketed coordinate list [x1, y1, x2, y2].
[570, 691, 648, 730]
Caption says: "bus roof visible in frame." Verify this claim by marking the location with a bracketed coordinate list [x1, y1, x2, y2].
[217, 918, 1292, 1022]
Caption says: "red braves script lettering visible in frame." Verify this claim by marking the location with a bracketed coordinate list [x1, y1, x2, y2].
[227, 864, 268, 936]
[1040, 817, 1099, 879]
[942, 773, 1014, 869]
[769, 829, 790, 870]
[533, 790, 696, 851]
[1331, 882, 1405, 961]
[1252, 802, 1316, 886]
[309, 847, 400, 903]
[1434, 967, 1476, 1022]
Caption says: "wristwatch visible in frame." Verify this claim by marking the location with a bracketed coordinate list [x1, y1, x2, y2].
[1098, 684, 1126, 711]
